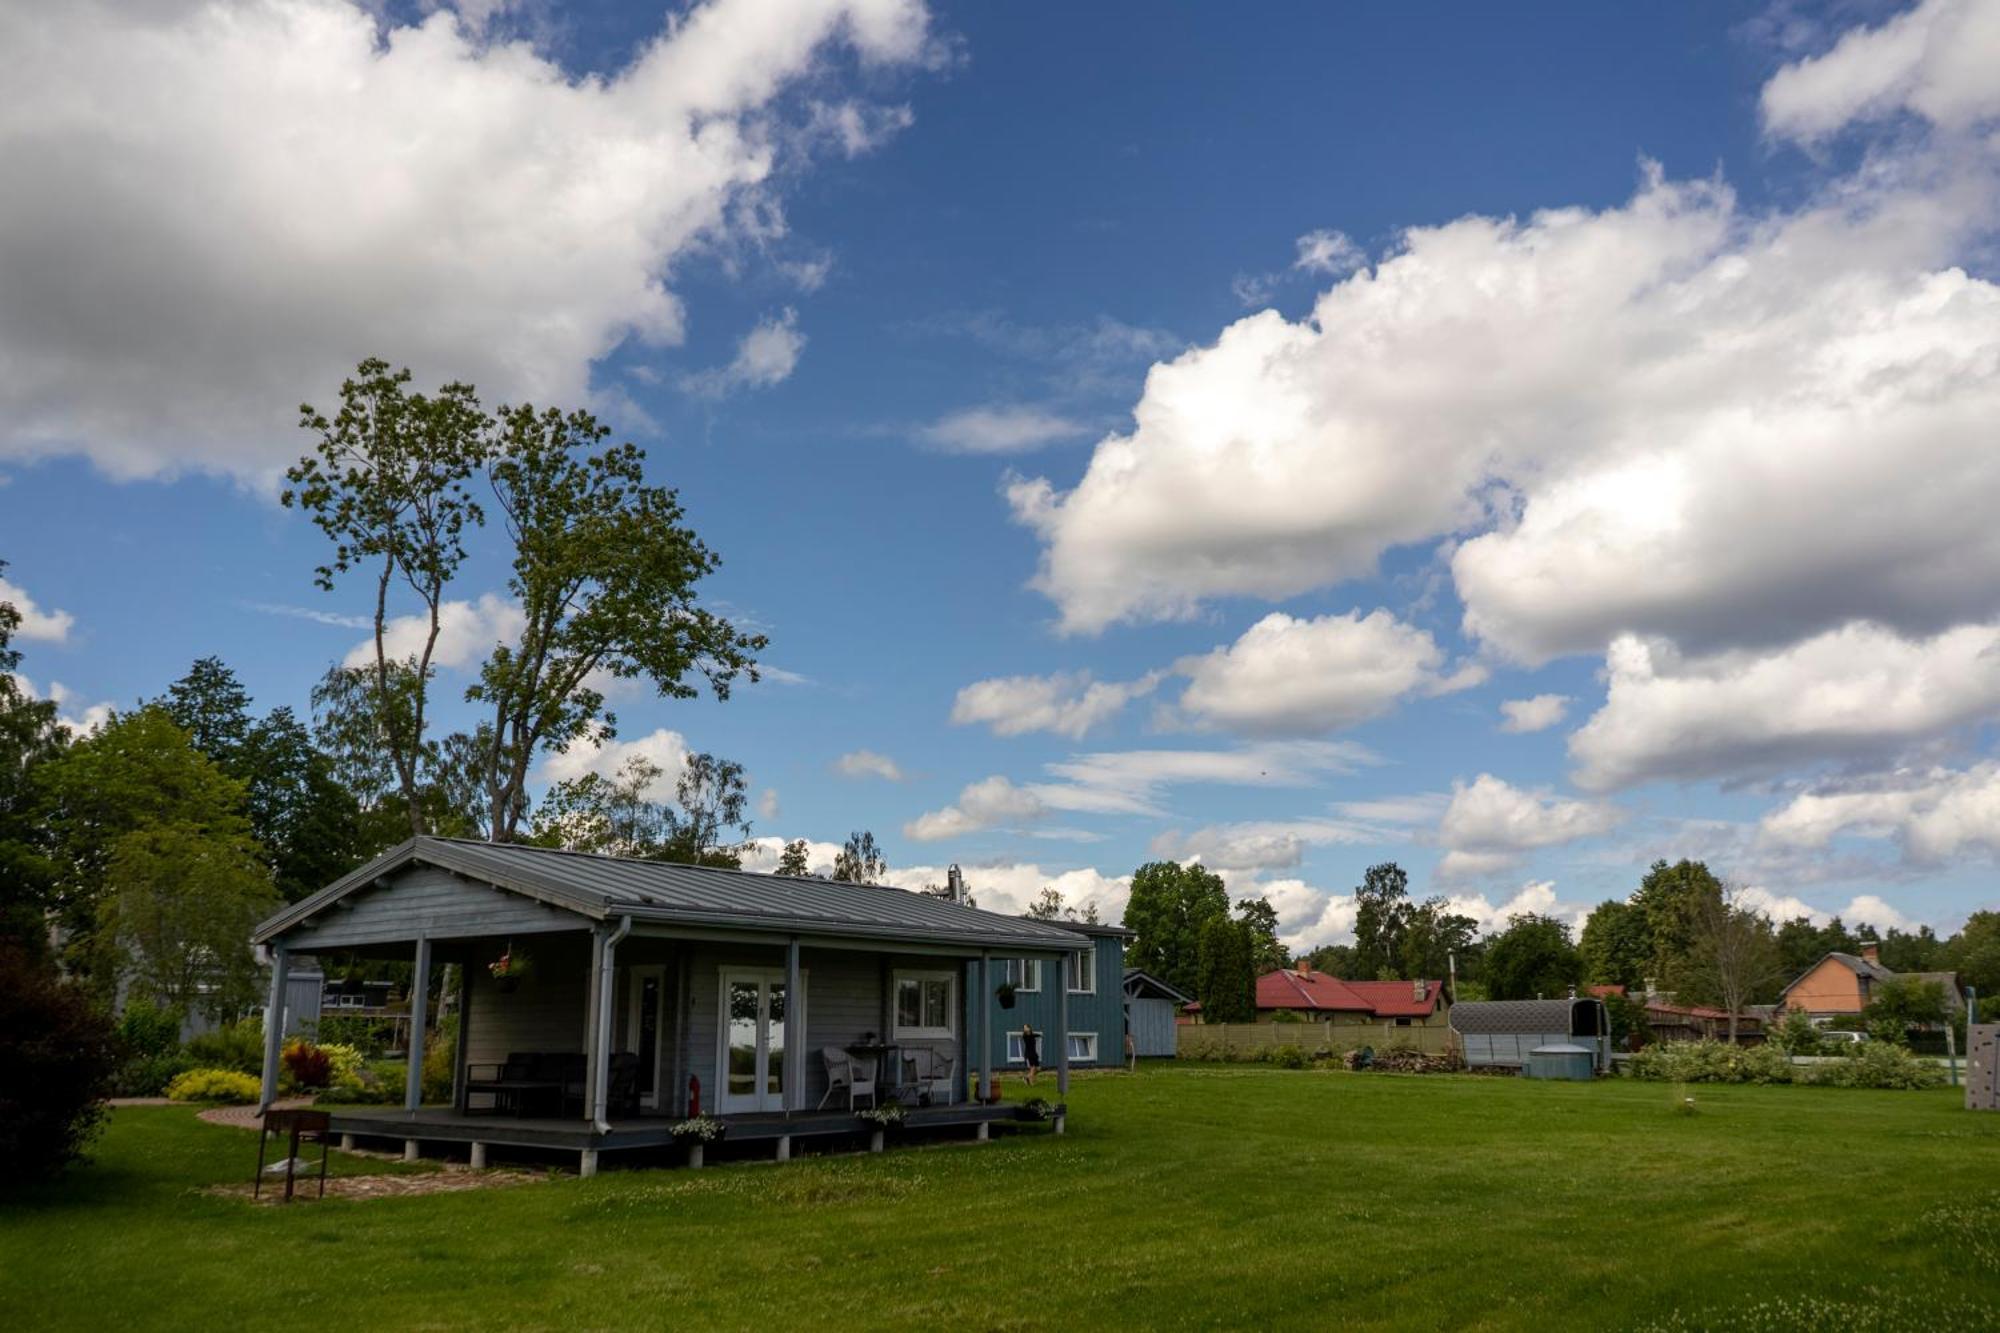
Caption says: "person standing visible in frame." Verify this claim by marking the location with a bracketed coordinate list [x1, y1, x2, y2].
[1020, 1022, 1041, 1086]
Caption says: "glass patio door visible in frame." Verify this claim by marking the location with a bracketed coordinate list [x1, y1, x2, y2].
[717, 969, 799, 1114]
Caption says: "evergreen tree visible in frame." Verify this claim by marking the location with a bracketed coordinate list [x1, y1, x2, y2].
[1193, 914, 1256, 1023]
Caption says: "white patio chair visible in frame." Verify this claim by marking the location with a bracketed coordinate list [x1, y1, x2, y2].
[818, 1045, 877, 1110]
[904, 1048, 958, 1104]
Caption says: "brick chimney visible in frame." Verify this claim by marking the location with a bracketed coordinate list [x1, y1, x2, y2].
[1412, 979, 1428, 1003]
[1861, 942, 1880, 965]
[1295, 959, 1313, 979]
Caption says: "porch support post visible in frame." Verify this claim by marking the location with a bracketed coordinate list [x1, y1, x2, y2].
[1055, 952, 1071, 1098]
[452, 961, 472, 1113]
[784, 936, 801, 1114]
[978, 950, 993, 1103]
[584, 927, 605, 1123]
[404, 935, 431, 1113]
[258, 944, 290, 1112]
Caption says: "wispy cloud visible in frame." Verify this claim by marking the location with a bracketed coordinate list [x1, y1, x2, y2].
[245, 601, 371, 630]
[919, 405, 1091, 454]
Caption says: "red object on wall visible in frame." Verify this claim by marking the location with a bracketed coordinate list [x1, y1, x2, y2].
[688, 1074, 701, 1118]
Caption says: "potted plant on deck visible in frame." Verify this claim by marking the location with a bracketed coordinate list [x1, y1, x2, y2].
[670, 1115, 726, 1167]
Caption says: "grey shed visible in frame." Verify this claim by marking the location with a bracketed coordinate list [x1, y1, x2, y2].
[1451, 998, 1611, 1072]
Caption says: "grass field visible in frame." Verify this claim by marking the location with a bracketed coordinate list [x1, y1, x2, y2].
[4, 1067, 1998, 1330]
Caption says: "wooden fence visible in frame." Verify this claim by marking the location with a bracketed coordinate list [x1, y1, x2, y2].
[1176, 1021, 1457, 1059]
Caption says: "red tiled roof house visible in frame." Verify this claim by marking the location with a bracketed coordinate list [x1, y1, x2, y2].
[1255, 961, 1449, 1028]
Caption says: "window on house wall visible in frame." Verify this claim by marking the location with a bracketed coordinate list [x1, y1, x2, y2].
[1066, 944, 1097, 994]
[1004, 1031, 1027, 1063]
[1004, 958, 1043, 992]
[1066, 1033, 1097, 1062]
[893, 971, 956, 1040]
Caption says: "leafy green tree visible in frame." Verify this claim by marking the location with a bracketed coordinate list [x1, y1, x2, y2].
[1351, 862, 1410, 979]
[1193, 914, 1256, 1023]
[1235, 896, 1287, 974]
[310, 663, 484, 851]
[1681, 884, 1784, 1039]
[103, 822, 277, 1020]
[774, 838, 811, 877]
[0, 567, 68, 951]
[1864, 976, 1950, 1046]
[1943, 910, 2000, 998]
[1483, 913, 1582, 1001]
[831, 830, 887, 884]
[1774, 914, 1858, 979]
[466, 403, 764, 841]
[158, 656, 252, 760]
[1579, 898, 1652, 990]
[655, 752, 753, 868]
[530, 754, 671, 855]
[1305, 943, 1357, 977]
[1876, 925, 1946, 974]
[1122, 861, 1230, 999]
[1025, 887, 1066, 921]
[287, 361, 490, 838]
[0, 938, 118, 1184]
[1631, 859, 1723, 989]
[1397, 900, 1478, 982]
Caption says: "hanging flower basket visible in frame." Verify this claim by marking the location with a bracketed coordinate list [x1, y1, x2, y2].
[489, 947, 531, 993]
[996, 981, 1018, 1010]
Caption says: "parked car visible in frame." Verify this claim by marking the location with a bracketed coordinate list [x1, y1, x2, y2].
[1817, 1029, 1869, 1046]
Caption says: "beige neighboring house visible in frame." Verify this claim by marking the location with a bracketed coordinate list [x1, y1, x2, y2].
[1779, 942, 1964, 1021]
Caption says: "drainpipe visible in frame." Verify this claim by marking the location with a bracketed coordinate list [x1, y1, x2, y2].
[592, 915, 634, 1134]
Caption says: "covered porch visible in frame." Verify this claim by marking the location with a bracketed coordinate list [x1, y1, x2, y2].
[253, 838, 1088, 1174]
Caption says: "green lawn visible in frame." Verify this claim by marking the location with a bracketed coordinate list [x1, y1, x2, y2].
[4, 1068, 1998, 1330]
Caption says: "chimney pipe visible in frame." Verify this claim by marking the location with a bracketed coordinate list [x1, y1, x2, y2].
[947, 864, 965, 905]
[1413, 979, 1427, 1003]
[1861, 942, 1880, 965]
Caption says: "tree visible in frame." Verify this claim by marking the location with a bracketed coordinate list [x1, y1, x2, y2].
[157, 656, 252, 761]
[310, 664, 484, 851]
[1683, 884, 1783, 1041]
[102, 822, 277, 1020]
[0, 938, 118, 1184]
[1193, 915, 1256, 1023]
[1235, 897, 1287, 974]
[1775, 914, 1858, 979]
[1876, 925, 1946, 974]
[1943, 910, 2000, 998]
[1351, 862, 1411, 979]
[773, 839, 811, 877]
[1483, 914, 1582, 1001]
[831, 830, 887, 884]
[1305, 943, 1358, 977]
[654, 753, 753, 868]
[0, 566, 68, 951]
[1631, 858, 1723, 990]
[529, 754, 672, 855]
[1397, 899, 1478, 982]
[34, 708, 258, 992]
[286, 359, 489, 837]
[1122, 861, 1230, 1000]
[1025, 887, 1066, 921]
[1579, 899, 1653, 990]
[466, 402, 763, 842]
[1864, 976, 1950, 1046]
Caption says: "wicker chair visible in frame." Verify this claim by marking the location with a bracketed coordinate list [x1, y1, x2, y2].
[903, 1048, 957, 1105]
[818, 1045, 877, 1110]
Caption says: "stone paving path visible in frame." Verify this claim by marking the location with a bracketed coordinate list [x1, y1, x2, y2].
[196, 1098, 311, 1130]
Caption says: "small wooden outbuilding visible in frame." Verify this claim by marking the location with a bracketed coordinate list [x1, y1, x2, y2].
[1450, 998, 1612, 1073]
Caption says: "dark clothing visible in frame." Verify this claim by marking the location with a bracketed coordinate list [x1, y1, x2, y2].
[1021, 1031, 1041, 1067]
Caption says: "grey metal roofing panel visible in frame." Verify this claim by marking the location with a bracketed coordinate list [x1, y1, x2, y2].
[1449, 998, 1593, 1034]
[256, 837, 1095, 952]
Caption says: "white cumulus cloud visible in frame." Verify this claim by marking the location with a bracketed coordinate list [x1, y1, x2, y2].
[1760, 0, 2000, 141]
[682, 309, 807, 398]
[1499, 694, 1570, 734]
[538, 726, 691, 797]
[0, 0, 932, 478]
[833, 749, 906, 781]
[1761, 762, 2000, 864]
[1436, 774, 1624, 880]
[950, 670, 1160, 739]
[0, 576, 74, 642]
[343, 593, 527, 671]
[919, 405, 1090, 454]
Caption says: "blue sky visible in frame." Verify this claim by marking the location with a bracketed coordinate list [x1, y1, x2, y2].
[4, 0, 1999, 944]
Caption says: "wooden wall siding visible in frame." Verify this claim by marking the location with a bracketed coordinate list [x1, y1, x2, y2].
[464, 931, 594, 1068]
[970, 935, 1126, 1065]
[284, 865, 579, 951]
[1128, 996, 1177, 1057]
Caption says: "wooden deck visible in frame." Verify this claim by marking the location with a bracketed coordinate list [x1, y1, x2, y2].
[326, 1102, 1030, 1155]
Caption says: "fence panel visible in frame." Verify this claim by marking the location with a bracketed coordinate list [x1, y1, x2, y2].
[1176, 1021, 1456, 1059]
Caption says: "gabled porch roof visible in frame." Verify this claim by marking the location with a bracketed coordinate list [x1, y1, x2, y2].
[253, 836, 1094, 955]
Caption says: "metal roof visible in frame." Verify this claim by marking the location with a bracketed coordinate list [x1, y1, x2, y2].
[1122, 968, 1193, 1003]
[255, 837, 1095, 953]
[1449, 998, 1601, 1034]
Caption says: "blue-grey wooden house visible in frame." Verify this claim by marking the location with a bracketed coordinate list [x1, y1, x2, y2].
[251, 837, 1095, 1174]
[968, 919, 1133, 1070]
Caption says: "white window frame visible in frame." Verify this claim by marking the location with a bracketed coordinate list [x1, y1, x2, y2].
[892, 969, 957, 1041]
[1066, 1032, 1098, 1063]
[1066, 944, 1098, 995]
[1006, 959, 1043, 993]
[1004, 1031, 1027, 1064]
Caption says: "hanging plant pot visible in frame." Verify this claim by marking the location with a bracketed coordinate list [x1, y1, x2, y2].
[996, 982, 1018, 1010]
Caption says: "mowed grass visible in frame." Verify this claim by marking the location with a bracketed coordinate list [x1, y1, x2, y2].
[5, 1068, 1999, 1330]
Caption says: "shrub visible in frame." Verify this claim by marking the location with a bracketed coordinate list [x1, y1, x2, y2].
[318, 1042, 366, 1089]
[113, 1049, 194, 1097]
[1627, 1041, 1794, 1085]
[422, 1014, 458, 1103]
[1267, 1044, 1309, 1070]
[1268, 1008, 1304, 1024]
[0, 941, 119, 1185]
[185, 1018, 264, 1074]
[312, 1014, 395, 1056]
[281, 1039, 333, 1089]
[1769, 1010, 1826, 1056]
[116, 999, 184, 1059]
[164, 1067, 261, 1104]
[1798, 1043, 1945, 1090]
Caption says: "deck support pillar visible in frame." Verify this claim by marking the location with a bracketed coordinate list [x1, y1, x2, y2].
[403, 1139, 419, 1163]
[1056, 953, 1071, 1097]
[339, 1133, 355, 1152]
[404, 935, 431, 1112]
[776, 1134, 791, 1163]
[257, 945, 290, 1112]
[469, 1142, 487, 1170]
[783, 936, 801, 1114]
[451, 962, 471, 1113]
[1054, 1113, 1066, 1136]
[869, 1129, 884, 1153]
[978, 950, 993, 1105]
[687, 1143, 704, 1169]
[976, 1120, 990, 1143]
[579, 1149, 598, 1179]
